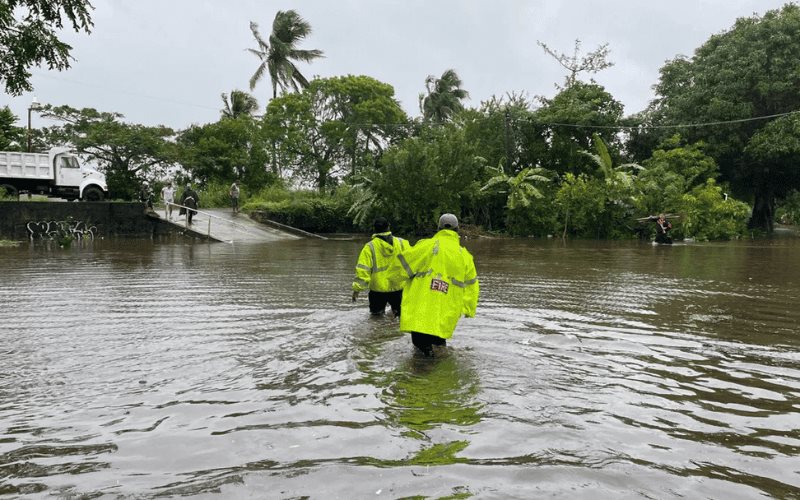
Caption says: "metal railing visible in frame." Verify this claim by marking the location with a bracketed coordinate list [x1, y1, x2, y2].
[164, 202, 262, 240]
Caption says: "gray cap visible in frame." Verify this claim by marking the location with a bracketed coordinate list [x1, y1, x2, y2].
[438, 213, 459, 230]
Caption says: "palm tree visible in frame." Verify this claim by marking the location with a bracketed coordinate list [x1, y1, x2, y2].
[248, 10, 324, 100]
[418, 69, 469, 122]
[220, 90, 259, 119]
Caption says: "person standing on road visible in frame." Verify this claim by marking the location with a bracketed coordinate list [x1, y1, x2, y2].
[139, 182, 154, 212]
[352, 217, 410, 317]
[389, 213, 479, 357]
[161, 182, 175, 220]
[181, 184, 199, 225]
[230, 181, 240, 214]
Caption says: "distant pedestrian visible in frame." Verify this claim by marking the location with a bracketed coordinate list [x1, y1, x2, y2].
[161, 182, 175, 220]
[388, 213, 479, 357]
[139, 183, 154, 212]
[181, 184, 199, 225]
[230, 181, 240, 214]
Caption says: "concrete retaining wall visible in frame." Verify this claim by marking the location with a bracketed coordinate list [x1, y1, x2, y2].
[0, 201, 183, 240]
[249, 210, 327, 239]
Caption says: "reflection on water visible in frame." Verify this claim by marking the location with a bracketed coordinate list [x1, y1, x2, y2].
[1, 237, 799, 497]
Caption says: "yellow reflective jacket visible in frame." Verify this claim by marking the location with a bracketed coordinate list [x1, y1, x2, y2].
[352, 232, 410, 293]
[390, 229, 479, 339]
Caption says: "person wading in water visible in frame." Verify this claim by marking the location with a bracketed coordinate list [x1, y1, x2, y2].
[352, 217, 410, 317]
[388, 213, 479, 357]
[653, 213, 673, 244]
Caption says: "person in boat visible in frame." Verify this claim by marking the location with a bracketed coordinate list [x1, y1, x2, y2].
[352, 217, 410, 317]
[388, 213, 480, 357]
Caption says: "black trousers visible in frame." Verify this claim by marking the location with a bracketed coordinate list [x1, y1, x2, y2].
[368, 290, 402, 316]
[655, 232, 673, 244]
[411, 332, 446, 356]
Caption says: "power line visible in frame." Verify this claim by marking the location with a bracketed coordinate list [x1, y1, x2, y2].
[27, 71, 800, 130]
[31, 72, 220, 112]
[317, 109, 800, 130]
[541, 110, 800, 130]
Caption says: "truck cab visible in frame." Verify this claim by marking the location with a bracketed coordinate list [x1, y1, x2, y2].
[51, 149, 107, 201]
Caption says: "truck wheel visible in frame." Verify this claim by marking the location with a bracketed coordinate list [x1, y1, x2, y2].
[82, 186, 104, 201]
[1, 184, 18, 199]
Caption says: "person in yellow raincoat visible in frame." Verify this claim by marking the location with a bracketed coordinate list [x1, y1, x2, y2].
[389, 213, 479, 356]
[352, 217, 410, 316]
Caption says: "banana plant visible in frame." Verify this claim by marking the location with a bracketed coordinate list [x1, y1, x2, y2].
[582, 133, 644, 188]
[481, 162, 553, 210]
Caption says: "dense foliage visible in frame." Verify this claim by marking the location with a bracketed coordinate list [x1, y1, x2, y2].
[650, 3, 800, 231]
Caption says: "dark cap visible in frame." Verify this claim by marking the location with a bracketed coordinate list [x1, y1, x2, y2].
[438, 213, 458, 230]
[373, 217, 389, 233]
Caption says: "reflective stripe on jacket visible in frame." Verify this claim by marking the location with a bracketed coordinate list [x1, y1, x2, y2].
[390, 229, 479, 339]
[352, 232, 409, 293]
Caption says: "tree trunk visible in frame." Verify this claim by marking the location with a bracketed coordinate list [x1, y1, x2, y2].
[749, 188, 774, 232]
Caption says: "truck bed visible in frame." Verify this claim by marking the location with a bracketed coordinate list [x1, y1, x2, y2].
[0, 152, 52, 180]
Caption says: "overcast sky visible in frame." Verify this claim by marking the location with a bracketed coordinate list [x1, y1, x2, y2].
[3, 0, 793, 130]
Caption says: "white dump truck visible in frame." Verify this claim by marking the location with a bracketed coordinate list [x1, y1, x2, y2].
[0, 148, 108, 201]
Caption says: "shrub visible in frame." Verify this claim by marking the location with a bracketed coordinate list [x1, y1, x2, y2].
[678, 179, 750, 240]
[555, 174, 607, 238]
[776, 190, 800, 225]
[244, 187, 355, 233]
[197, 180, 242, 208]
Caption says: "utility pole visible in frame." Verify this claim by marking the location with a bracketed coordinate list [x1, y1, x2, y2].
[504, 109, 512, 173]
[27, 96, 41, 152]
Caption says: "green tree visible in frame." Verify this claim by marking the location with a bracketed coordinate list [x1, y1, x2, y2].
[248, 10, 324, 100]
[312, 75, 409, 177]
[418, 69, 469, 122]
[535, 82, 624, 175]
[0, 0, 93, 95]
[460, 94, 549, 229]
[263, 75, 407, 190]
[462, 93, 547, 175]
[678, 179, 750, 241]
[0, 106, 24, 150]
[652, 4, 800, 231]
[555, 173, 606, 238]
[42, 105, 174, 200]
[743, 114, 800, 230]
[220, 90, 259, 119]
[362, 124, 485, 234]
[176, 116, 274, 188]
[636, 138, 719, 218]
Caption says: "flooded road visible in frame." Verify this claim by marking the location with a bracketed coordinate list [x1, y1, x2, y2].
[1, 236, 799, 498]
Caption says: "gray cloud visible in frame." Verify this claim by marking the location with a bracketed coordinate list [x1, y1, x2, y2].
[4, 0, 790, 129]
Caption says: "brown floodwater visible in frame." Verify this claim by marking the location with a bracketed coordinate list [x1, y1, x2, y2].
[0, 235, 799, 498]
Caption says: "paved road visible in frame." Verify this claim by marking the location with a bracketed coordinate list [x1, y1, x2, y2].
[164, 207, 300, 243]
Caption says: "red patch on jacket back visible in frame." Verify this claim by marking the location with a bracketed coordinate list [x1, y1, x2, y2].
[430, 278, 449, 294]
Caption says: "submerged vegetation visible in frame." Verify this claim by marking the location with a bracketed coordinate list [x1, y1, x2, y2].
[4, 5, 800, 240]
